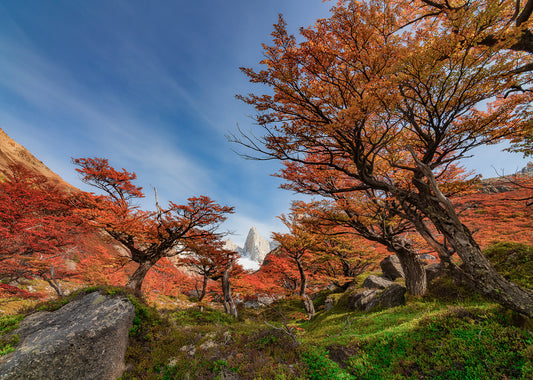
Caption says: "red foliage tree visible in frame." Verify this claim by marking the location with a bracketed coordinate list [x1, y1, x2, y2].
[179, 232, 240, 302]
[73, 157, 234, 294]
[0, 164, 85, 296]
[272, 210, 318, 319]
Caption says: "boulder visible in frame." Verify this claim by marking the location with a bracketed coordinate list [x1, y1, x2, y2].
[419, 254, 437, 262]
[362, 275, 395, 289]
[324, 295, 336, 311]
[349, 284, 406, 312]
[380, 255, 404, 280]
[425, 263, 445, 283]
[370, 284, 406, 310]
[348, 289, 379, 311]
[0, 291, 135, 380]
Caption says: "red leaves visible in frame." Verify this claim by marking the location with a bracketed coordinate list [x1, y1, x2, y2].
[73, 157, 144, 206]
[72, 157, 234, 293]
[0, 164, 85, 291]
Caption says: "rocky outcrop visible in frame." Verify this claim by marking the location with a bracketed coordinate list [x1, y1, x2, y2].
[348, 284, 406, 312]
[425, 263, 445, 283]
[362, 275, 395, 289]
[0, 291, 135, 380]
[243, 226, 271, 263]
[380, 255, 405, 280]
[348, 289, 380, 311]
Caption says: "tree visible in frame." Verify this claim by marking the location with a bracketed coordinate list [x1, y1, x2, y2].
[287, 201, 377, 290]
[400, 0, 533, 156]
[273, 211, 317, 319]
[73, 157, 234, 294]
[235, 1, 533, 316]
[0, 164, 84, 296]
[180, 232, 236, 302]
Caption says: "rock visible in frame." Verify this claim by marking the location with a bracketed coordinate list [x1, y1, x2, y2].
[257, 294, 276, 306]
[380, 255, 405, 280]
[349, 284, 406, 312]
[0, 291, 135, 380]
[362, 275, 395, 289]
[324, 295, 336, 311]
[426, 263, 445, 283]
[419, 254, 437, 262]
[370, 284, 406, 310]
[348, 289, 379, 311]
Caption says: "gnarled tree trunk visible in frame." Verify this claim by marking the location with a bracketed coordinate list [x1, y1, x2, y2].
[222, 261, 238, 318]
[296, 258, 315, 319]
[391, 241, 427, 296]
[412, 163, 533, 317]
[126, 260, 154, 294]
[198, 275, 208, 302]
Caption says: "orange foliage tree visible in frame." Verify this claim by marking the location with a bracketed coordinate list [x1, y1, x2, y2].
[73, 157, 234, 294]
[179, 231, 241, 304]
[234, 0, 533, 315]
[0, 164, 85, 296]
[272, 210, 318, 319]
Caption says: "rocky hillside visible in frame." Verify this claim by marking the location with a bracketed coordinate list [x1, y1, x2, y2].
[0, 127, 74, 190]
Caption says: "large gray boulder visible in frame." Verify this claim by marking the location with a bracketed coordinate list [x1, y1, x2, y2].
[368, 284, 406, 310]
[380, 255, 405, 280]
[362, 275, 395, 289]
[349, 284, 406, 312]
[425, 263, 445, 283]
[348, 289, 380, 311]
[0, 291, 135, 380]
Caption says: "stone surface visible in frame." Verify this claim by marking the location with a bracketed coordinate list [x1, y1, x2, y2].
[370, 284, 406, 310]
[362, 275, 395, 289]
[0, 291, 135, 380]
[348, 289, 379, 311]
[380, 255, 405, 280]
[242, 226, 271, 263]
[324, 295, 336, 311]
[425, 263, 445, 283]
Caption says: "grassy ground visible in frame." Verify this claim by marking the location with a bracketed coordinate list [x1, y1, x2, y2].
[1, 242, 532, 379]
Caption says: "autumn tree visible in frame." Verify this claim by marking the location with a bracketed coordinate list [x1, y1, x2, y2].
[289, 201, 381, 289]
[73, 157, 234, 294]
[0, 164, 84, 296]
[234, 1, 533, 316]
[273, 211, 317, 319]
[400, 0, 533, 156]
[180, 232, 239, 303]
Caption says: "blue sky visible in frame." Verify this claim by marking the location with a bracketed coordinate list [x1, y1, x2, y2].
[0, 1, 529, 246]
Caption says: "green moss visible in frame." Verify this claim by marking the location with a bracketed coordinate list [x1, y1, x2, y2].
[334, 306, 532, 379]
[0, 315, 24, 357]
[483, 242, 533, 289]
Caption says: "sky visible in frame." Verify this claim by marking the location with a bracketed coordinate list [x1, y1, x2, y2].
[0, 1, 529, 247]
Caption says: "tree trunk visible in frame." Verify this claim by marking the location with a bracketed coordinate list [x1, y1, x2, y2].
[392, 242, 427, 296]
[126, 260, 154, 294]
[296, 258, 315, 319]
[198, 275, 208, 302]
[222, 261, 238, 318]
[427, 207, 533, 316]
[411, 163, 533, 317]
[45, 278, 64, 297]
